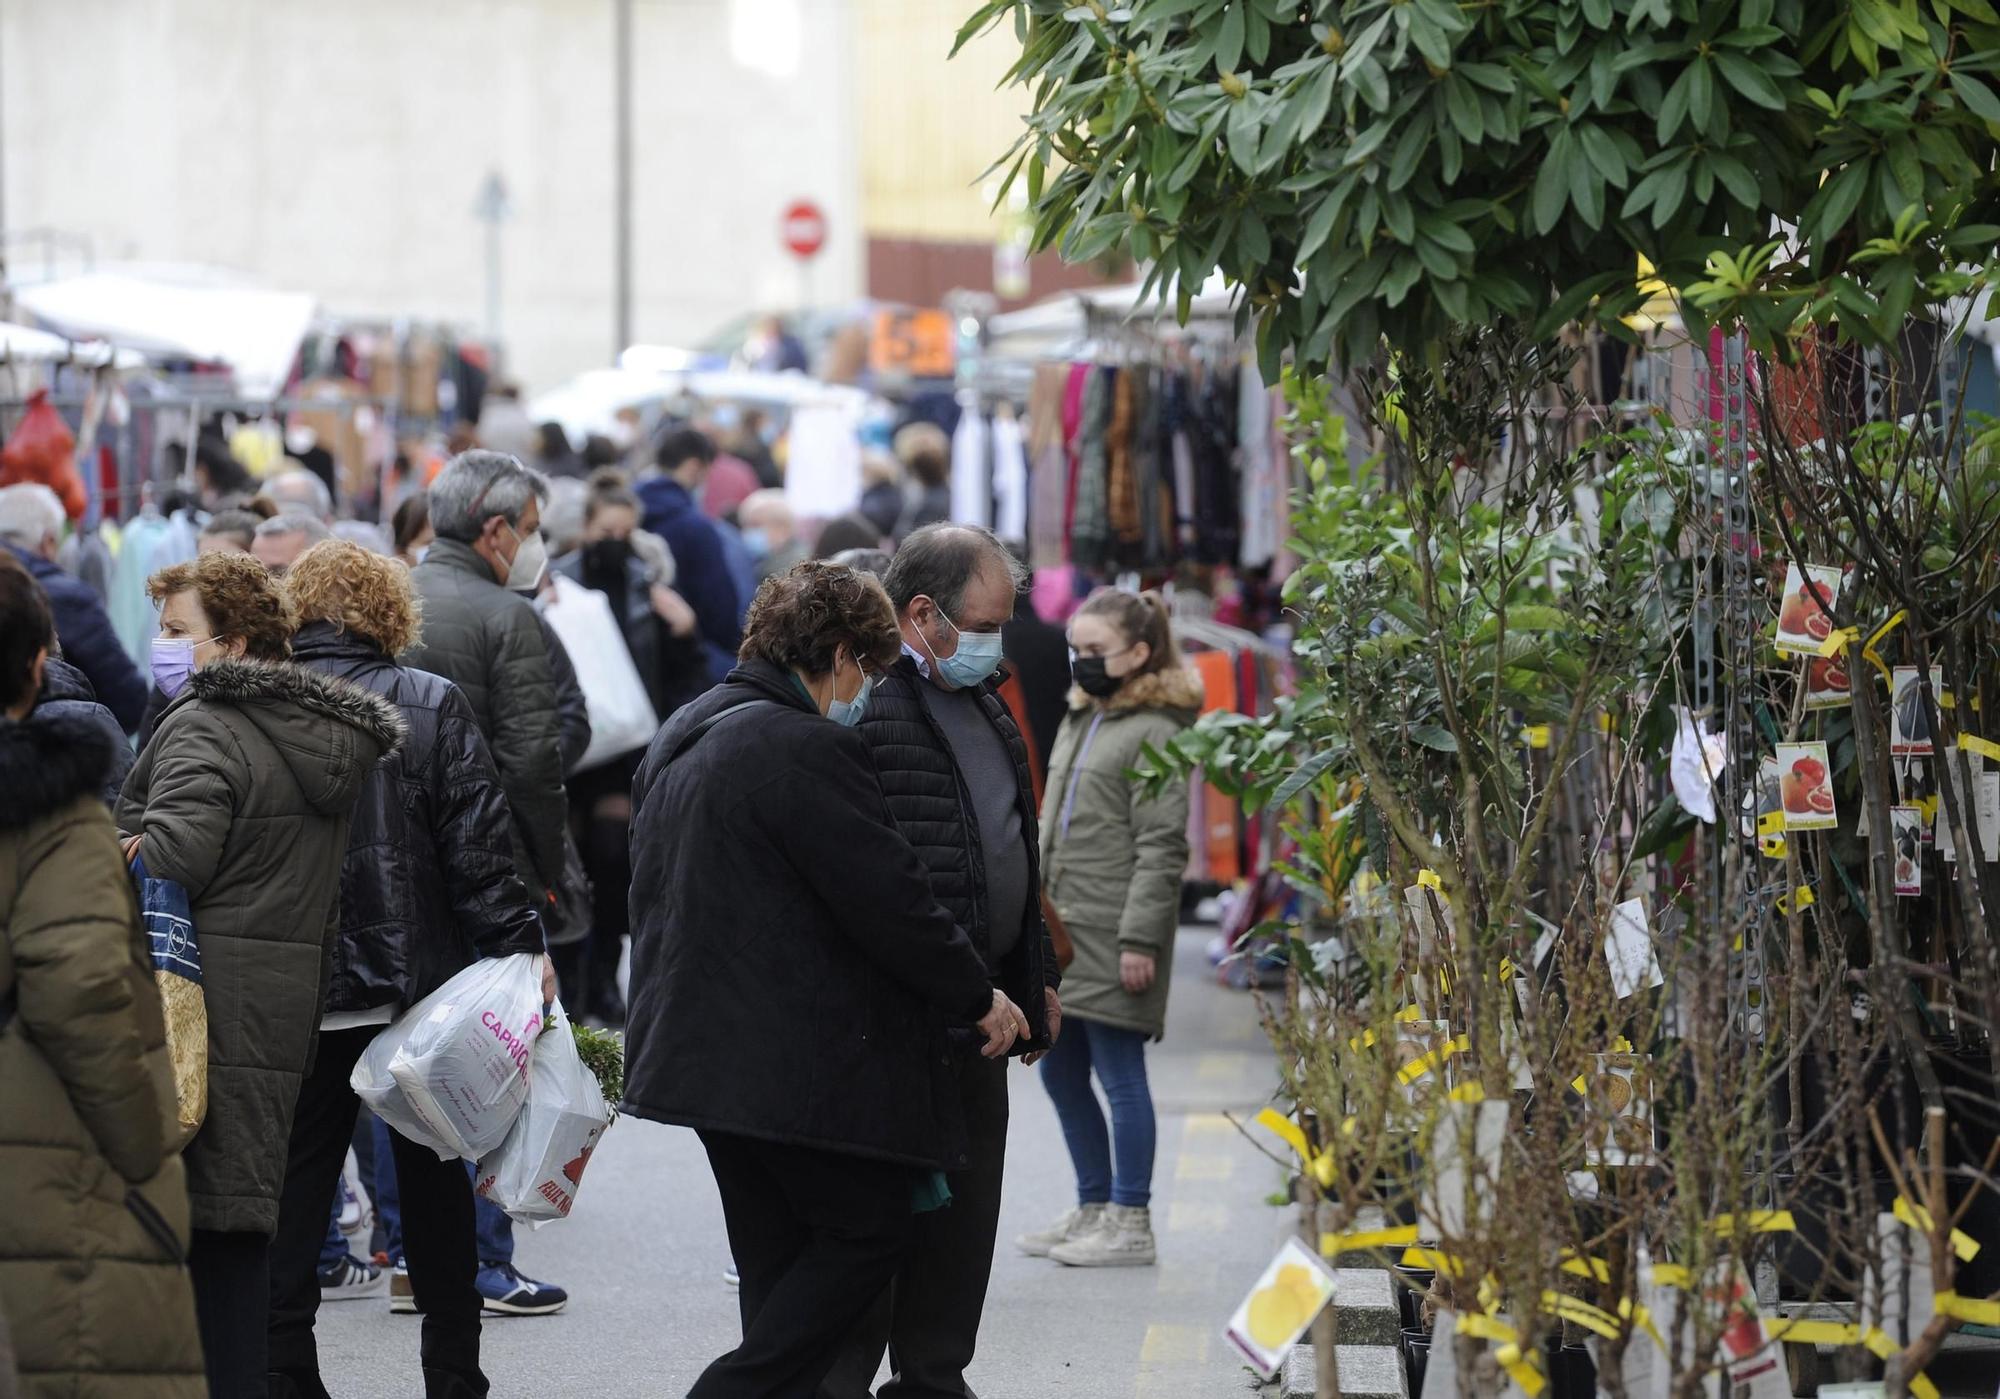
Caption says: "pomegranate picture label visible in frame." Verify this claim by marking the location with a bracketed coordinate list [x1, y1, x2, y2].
[1774, 562, 1842, 657]
[1777, 741, 1837, 832]
[1803, 651, 1854, 710]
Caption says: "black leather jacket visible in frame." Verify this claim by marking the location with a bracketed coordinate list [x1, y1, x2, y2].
[292, 622, 546, 1011]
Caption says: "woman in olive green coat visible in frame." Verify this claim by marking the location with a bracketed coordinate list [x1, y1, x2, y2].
[0, 556, 205, 1398]
[1022, 589, 1201, 1270]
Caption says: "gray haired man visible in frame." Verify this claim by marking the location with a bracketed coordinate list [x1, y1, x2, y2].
[397, 450, 574, 1318]
[250, 513, 333, 576]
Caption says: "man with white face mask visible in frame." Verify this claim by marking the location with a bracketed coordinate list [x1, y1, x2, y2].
[402, 452, 565, 934]
[398, 451, 574, 1320]
[821, 523, 1063, 1399]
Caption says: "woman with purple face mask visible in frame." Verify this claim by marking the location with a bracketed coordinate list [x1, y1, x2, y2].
[118, 552, 404, 1399]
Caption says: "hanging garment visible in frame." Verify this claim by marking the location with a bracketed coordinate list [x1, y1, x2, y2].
[1191, 366, 1242, 565]
[1071, 368, 1115, 569]
[1061, 363, 1091, 557]
[991, 406, 1028, 545]
[1106, 367, 1142, 551]
[1164, 372, 1198, 556]
[109, 513, 173, 663]
[1238, 367, 1280, 568]
[1135, 367, 1170, 569]
[949, 401, 992, 528]
[1028, 364, 1071, 568]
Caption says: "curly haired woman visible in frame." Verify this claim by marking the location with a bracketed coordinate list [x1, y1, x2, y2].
[116, 550, 403, 1397]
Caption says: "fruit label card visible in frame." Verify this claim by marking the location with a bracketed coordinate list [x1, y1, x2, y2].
[1604, 897, 1663, 998]
[1774, 562, 1841, 656]
[1891, 806, 1923, 896]
[1804, 652, 1854, 709]
[1891, 666, 1942, 756]
[1223, 1235, 1337, 1379]
[1581, 1052, 1654, 1166]
[1777, 741, 1836, 831]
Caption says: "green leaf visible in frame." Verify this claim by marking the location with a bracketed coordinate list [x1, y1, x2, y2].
[1657, 64, 1692, 142]
[1415, 234, 1458, 279]
[1296, 192, 1343, 263]
[1806, 161, 1869, 242]
[1226, 96, 1262, 174]
[1710, 153, 1760, 206]
[1444, 74, 1484, 142]
[1713, 50, 1786, 108]
[1214, 2, 1244, 75]
[1421, 218, 1474, 254]
[1350, 54, 1390, 111]
[1578, 123, 1628, 188]
[1408, 724, 1459, 753]
[1298, 61, 1338, 141]
[1533, 130, 1573, 233]
[1687, 55, 1715, 130]
[1387, 114, 1432, 191]
[1270, 746, 1341, 809]
[1949, 70, 2000, 123]
[1409, 13, 1454, 71]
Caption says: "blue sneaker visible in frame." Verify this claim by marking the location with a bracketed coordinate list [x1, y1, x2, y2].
[475, 1261, 567, 1316]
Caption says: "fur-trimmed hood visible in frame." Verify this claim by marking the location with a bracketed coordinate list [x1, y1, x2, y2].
[169, 658, 406, 816]
[1068, 665, 1205, 717]
[0, 709, 116, 829]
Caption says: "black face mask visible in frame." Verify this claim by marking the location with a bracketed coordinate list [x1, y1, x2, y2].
[583, 536, 632, 575]
[1072, 655, 1123, 698]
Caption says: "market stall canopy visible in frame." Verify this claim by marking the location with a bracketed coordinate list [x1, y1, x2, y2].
[13, 265, 316, 398]
[0, 319, 144, 369]
[984, 270, 1237, 361]
[531, 364, 877, 444]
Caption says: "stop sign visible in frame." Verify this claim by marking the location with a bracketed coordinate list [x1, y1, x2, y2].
[781, 199, 827, 259]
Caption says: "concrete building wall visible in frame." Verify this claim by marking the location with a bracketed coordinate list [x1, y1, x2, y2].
[1, 0, 862, 393]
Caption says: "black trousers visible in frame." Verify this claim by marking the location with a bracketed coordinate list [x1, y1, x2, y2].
[191, 1227, 270, 1399]
[819, 1050, 1010, 1399]
[692, 1131, 919, 1399]
[267, 1025, 486, 1398]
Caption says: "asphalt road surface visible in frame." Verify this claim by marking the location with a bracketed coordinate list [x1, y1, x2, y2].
[317, 925, 1288, 1396]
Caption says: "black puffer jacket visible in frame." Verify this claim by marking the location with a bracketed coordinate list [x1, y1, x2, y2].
[858, 656, 1058, 1053]
[624, 660, 997, 1169]
[291, 623, 547, 1012]
[404, 539, 569, 901]
[35, 656, 132, 805]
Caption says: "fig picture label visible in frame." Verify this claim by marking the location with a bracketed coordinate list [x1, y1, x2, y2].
[1777, 741, 1837, 832]
[1891, 805, 1924, 897]
[1773, 562, 1842, 658]
[1890, 666, 1943, 757]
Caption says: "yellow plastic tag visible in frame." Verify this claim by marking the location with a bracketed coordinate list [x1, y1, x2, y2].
[1712, 1209, 1796, 1236]
[1417, 868, 1442, 891]
[1959, 733, 2000, 763]
[1446, 1082, 1487, 1102]
[1893, 1195, 1982, 1260]
[1758, 810, 1787, 836]
[1763, 1318, 1860, 1345]
[1935, 1291, 2000, 1326]
[1523, 725, 1551, 749]
[1860, 610, 1906, 685]
[1817, 626, 1861, 657]
[1321, 1224, 1421, 1255]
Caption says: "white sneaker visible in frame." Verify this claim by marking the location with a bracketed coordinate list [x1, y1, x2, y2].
[1015, 1202, 1107, 1258]
[318, 1254, 388, 1300]
[337, 1147, 372, 1238]
[1049, 1204, 1156, 1268]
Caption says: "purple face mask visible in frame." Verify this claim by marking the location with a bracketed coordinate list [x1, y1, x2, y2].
[150, 636, 198, 698]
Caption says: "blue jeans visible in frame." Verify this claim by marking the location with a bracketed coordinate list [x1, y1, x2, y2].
[1038, 1017, 1156, 1208]
[319, 1207, 347, 1270]
[371, 1114, 514, 1266]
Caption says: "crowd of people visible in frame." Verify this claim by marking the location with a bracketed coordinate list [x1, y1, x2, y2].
[0, 403, 1204, 1398]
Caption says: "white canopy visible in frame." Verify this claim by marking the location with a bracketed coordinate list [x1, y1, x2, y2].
[14, 266, 316, 398]
[984, 271, 1238, 360]
[0, 319, 143, 369]
[529, 365, 876, 443]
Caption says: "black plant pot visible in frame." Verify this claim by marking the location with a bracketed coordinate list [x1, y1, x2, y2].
[1401, 1327, 1431, 1398]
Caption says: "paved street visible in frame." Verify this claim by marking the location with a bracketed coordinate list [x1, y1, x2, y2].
[319, 925, 1290, 1396]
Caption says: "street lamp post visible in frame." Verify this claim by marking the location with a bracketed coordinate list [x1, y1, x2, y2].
[473, 171, 512, 362]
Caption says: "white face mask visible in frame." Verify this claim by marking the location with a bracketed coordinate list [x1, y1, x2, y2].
[502, 522, 549, 593]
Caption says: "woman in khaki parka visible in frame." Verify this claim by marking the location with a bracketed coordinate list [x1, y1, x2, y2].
[1021, 589, 1201, 1272]
[0, 555, 204, 1398]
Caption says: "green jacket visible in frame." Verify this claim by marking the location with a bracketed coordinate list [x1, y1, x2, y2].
[118, 659, 402, 1235]
[0, 709, 204, 1397]
[1038, 667, 1201, 1040]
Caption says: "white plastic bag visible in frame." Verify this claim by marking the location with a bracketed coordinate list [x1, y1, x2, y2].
[473, 1003, 612, 1226]
[351, 953, 546, 1160]
[540, 573, 658, 771]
